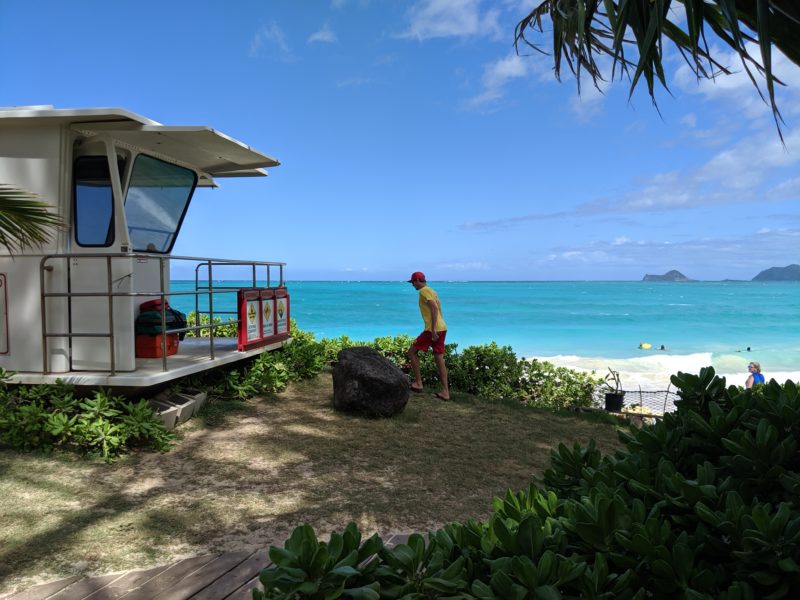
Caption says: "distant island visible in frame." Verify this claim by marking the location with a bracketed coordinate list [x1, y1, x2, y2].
[752, 264, 800, 281]
[643, 270, 694, 282]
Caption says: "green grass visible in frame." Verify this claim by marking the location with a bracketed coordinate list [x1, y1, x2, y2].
[0, 373, 622, 594]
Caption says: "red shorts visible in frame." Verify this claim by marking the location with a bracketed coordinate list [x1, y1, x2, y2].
[413, 330, 447, 354]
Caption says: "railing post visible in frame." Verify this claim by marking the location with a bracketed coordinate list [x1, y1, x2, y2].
[195, 263, 200, 330]
[107, 256, 116, 375]
[66, 256, 73, 372]
[40, 257, 49, 374]
[207, 261, 215, 359]
[34, 253, 288, 380]
[159, 256, 168, 371]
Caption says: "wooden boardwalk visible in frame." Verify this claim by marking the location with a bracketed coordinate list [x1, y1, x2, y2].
[2, 534, 411, 600]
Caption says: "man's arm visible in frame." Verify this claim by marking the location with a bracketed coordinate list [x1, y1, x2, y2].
[427, 299, 440, 340]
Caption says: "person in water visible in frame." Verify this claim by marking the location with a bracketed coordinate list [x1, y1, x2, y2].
[746, 361, 765, 388]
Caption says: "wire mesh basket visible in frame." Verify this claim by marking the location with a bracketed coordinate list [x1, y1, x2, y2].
[621, 386, 681, 417]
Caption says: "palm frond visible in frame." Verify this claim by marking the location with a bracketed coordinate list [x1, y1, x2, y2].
[515, 1, 800, 140]
[0, 185, 64, 254]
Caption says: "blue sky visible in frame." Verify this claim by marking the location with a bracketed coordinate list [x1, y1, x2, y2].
[1, 0, 798, 280]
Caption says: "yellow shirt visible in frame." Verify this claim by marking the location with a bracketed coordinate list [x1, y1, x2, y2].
[418, 286, 446, 332]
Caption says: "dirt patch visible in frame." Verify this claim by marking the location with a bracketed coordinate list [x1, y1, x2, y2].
[0, 374, 621, 594]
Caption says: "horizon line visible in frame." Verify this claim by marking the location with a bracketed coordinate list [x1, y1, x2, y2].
[168, 278, 785, 283]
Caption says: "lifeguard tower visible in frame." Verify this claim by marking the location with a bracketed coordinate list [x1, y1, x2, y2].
[0, 106, 290, 387]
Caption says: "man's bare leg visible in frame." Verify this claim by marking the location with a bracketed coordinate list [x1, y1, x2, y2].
[408, 345, 423, 390]
[434, 353, 449, 399]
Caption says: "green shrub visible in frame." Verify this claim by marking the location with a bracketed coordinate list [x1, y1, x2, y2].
[185, 352, 291, 400]
[520, 359, 602, 410]
[317, 331, 597, 409]
[184, 310, 238, 338]
[370, 335, 415, 369]
[254, 522, 382, 599]
[0, 373, 173, 462]
[246, 353, 291, 394]
[448, 342, 524, 401]
[278, 327, 328, 381]
[324, 334, 365, 363]
[256, 369, 800, 598]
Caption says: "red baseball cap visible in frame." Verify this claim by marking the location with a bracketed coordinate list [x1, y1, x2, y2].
[408, 271, 426, 282]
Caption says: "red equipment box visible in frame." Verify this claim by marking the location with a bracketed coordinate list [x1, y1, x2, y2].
[135, 334, 179, 358]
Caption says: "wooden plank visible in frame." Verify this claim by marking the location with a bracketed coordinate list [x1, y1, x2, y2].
[2, 532, 414, 600]
[189, 550, 267, 600]
[4, 576, 80, 600]
[115, 555, 219, 600]
[222, 575, 262, 600]
[150, 551, 252, 600]
[48, 573, 126, 599]
[83, 564, 172, 600]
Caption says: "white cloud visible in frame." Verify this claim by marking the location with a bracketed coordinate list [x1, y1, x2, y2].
[695, 128, 800, 191]
[249, 22, 293, 61]
[767, 177, 800, 200]
[568, 82, 606, 121]
[373, 54, 398, 66]
[461, 53, 528, 110]
[332, 0, 372, 8]
[461, 126, 800, 231]
[545, 250, 617, 264]
[680, 113, 697, 128]
[400, 0, 502, 41]
[438, 261, 490, 270]
[540, 228, 800, 279]
[562, 53, 613, 119]
[308, 24, 338, 44]
[674, 44, 800, 121]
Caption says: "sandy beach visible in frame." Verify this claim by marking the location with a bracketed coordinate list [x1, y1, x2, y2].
[534, 352, 800, 393]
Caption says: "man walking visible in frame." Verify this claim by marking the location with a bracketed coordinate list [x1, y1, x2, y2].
[407, 271, 449, 400]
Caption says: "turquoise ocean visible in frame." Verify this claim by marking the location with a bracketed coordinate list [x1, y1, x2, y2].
[169, 281, 800, 387]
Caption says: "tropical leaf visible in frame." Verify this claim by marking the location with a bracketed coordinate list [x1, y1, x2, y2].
[0, 185, 63, 254]
[515, 1, 800, 140]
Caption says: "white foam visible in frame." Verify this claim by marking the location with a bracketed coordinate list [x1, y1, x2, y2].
[530, 352, 800, 391]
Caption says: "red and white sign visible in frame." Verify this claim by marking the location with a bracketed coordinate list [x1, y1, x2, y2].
[237, 290, 261, 351]
[260, 289, 276, 338]
[237, 287, 290, 351]
[275, 288, 290, 336]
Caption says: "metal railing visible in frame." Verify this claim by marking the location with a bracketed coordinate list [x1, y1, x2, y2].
[39, 253, 286, 375]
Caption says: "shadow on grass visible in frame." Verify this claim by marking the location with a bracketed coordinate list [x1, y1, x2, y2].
[0, 374, 622, 593]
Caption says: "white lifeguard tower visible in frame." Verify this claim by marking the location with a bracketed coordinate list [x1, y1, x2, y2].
[0, 106, 290, 388]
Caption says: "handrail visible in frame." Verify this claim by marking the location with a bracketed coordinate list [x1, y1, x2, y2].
[39, 252, 287, 375]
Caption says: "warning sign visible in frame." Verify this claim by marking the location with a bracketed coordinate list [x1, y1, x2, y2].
[261, 297, 275, 338]
[276, 298, 288, 334]
[246, 299, 260, 341]
[238, 288, 290, 351]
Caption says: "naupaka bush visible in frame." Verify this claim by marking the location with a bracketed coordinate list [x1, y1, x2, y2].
[256, 369, 800, 598]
